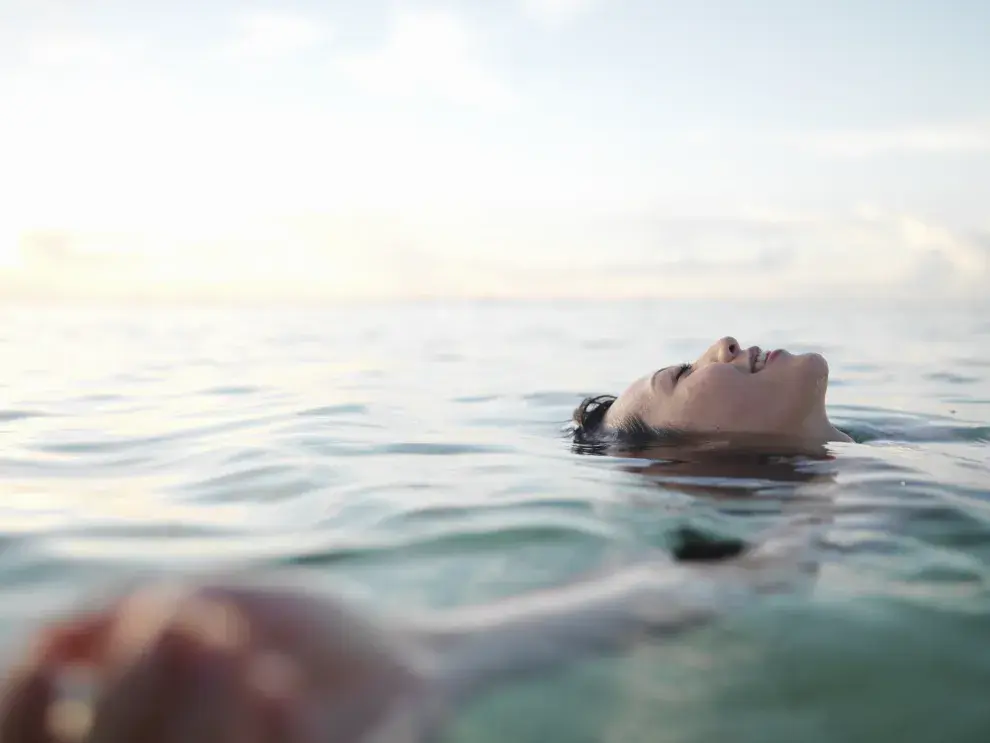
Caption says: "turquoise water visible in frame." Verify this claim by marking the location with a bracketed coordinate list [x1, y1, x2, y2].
[1, 299, 989, 742]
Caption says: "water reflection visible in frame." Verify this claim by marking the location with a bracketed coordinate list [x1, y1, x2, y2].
[573, 434, 839, 503]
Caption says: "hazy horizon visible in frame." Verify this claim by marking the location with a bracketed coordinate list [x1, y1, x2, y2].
[2, 0, 988, 302]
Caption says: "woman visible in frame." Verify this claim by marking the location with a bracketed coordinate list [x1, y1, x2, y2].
[0, 516, 824, 743]
[573, 336, 852, 446]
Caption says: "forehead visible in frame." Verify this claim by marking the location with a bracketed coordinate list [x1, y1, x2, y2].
[610, 370, 669, 420]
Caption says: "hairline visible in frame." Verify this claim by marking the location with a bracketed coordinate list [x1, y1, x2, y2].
[585, 409, 682, 445]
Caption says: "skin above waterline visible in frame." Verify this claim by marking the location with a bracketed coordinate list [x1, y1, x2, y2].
[578, 336, 852, 445]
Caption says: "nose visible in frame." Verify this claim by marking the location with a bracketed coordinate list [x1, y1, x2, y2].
[713, 336, 740, 363]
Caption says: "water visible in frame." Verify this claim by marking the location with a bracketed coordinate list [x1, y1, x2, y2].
[1, 299, 989, 742]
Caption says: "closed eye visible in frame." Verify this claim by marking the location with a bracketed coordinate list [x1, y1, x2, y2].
[652, 363, 693, 390]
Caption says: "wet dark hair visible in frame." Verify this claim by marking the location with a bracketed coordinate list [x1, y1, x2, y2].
[571, 395, 616, 437]
[571, 394, 667, 446]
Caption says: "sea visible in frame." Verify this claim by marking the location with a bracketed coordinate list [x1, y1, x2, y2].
[1, 298, 988, 743]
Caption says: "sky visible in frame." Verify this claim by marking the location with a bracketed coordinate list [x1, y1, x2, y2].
[1, 0, 988, 302]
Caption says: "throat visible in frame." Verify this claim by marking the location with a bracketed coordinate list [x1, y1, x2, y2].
[799, 413, 851, 444]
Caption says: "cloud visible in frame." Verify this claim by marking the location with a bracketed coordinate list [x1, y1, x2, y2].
[340, 10, 516, 112]
[520, 0, 599, 25]
[591, 247, 794, 280]
[489, 209, 990, 300]
[23, 31, 125, 68]
[791, 123, 990, 157]
[3, 208, 988, 303]
[972, 230, 990, 256]
[222, 11, 329, 61]
[17, 230, 144, 271]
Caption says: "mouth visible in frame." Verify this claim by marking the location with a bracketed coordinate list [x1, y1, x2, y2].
[750, 347, 773, 373]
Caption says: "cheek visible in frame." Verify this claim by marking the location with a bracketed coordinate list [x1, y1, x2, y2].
[673, 371, 807, 433]
[672, 373, 764, 428]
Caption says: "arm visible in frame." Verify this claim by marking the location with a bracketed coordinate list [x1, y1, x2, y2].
[419, 514, 824, 705]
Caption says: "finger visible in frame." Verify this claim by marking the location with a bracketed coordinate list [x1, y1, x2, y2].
[34, 613, 114, 668]
[84, 625, 193, 743]
[203, 586, 394, 691]
[88, 593, 253, 743]
[0, 660, 55, 743]
[163, 644, 248, 743]
[253, 691, 300, 743]
[161, 596, 255, 743]
[245, 652, 308, 743]
[0, 609, 111, 743]
[0, 613, 111, 743]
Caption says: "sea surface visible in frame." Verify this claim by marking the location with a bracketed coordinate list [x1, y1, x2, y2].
[1, 299, 989, 743]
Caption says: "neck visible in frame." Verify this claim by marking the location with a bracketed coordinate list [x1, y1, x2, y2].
[826, 424, 852, 443]
[800, 408, 850, 444]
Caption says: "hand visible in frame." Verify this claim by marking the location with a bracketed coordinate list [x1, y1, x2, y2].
[0, 578, 440, 743]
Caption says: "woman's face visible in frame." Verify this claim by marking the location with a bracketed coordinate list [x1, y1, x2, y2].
[605, 336, 832, 439]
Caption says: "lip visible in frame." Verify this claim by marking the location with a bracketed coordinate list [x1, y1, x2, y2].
[767, 349, 780, 364]
[748, 346, 760, 373]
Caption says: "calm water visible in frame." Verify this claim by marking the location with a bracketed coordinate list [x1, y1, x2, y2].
[1, 299, 989, 743]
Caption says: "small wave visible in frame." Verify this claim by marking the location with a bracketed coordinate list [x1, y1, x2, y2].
[381, 442, 507, 456]
[0, 452, 153, 475]
[201, 385, 262, 396]
[176, 462, 328, 503]
[29, 414, 284, 457]
[277, 519, 620, 567]
[523, 391, 585, 407]
[0, 409, 47, 422]
[954, 357, 990, 369]
[383, 496, 599, 525]
[50, 520, 242, 540]
[33, 434, 177, 455]
[297, 403, 369, 417]
[582, 338, 627, 350]
[923, 372, 981, 384]
[453, 394, 501, 404]
[844, 422, 990, 444]
[75, 393, 126, 403]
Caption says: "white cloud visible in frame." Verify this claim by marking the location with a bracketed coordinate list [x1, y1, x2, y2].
[448, 206, 989, 300]
[521, 0, 599, 25]
[222, 11, 329, 61]
[340, 10, 516, 112]
[792, 123, 990, 157]
[24, 32, 124, 68]
[4, 206, 987, 303]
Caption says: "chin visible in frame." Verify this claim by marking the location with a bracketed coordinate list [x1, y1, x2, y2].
[793, 352, 831, 405]
[772, 351, 829, 402]
[800, 351, 830, 380]
[771, 350, 829, 383]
